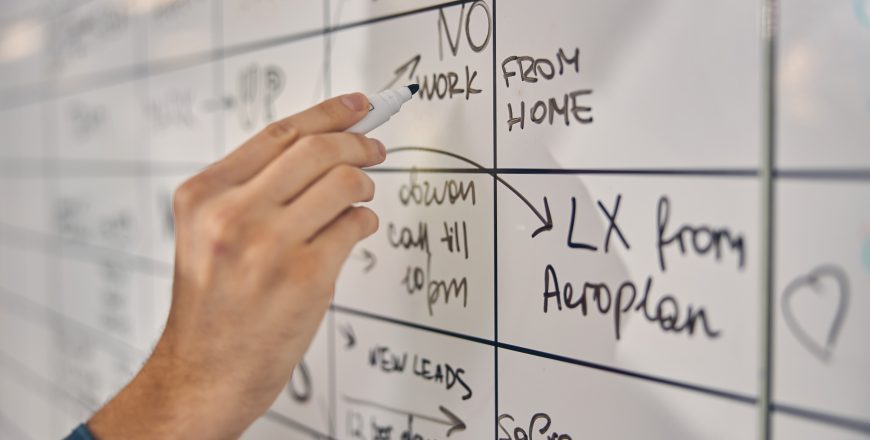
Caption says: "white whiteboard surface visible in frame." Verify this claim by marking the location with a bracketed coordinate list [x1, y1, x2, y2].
[0, 1, 868, 439]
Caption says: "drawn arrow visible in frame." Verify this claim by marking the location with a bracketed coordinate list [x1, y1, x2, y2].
[382, 54, 422, 91]
[343, 395, 466, 437]
[338, 323, 356, 350]
[386, 146, 553, 237]
[350, 248, 377, 272]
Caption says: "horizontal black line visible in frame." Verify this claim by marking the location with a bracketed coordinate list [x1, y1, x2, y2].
[330, 304, 495, 347]
[498, 168, 759, 177]
[262, 410, 335, 440]
[498, 342, 757, 406]
[771, 402, 870, 435]
[773, 169, 870, 181]
[329, 304, 754, 403]
[368, 167, 870, 180]
[0, 160, 866, 180]
[371, 166, 759, 177]
[0, 0, 468, 109]
[367, 167, 493, 174]
[2, 164, 869, 180]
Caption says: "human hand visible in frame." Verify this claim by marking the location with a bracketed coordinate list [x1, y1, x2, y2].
[87, 93, 383, 439]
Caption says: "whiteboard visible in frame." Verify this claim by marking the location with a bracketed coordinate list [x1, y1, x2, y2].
[0, 0, 868, 439]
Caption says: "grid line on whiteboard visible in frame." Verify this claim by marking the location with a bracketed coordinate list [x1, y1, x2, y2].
[759, 0, 778, 437]
[492, 0, 500, 433]
[6, 161, 870, 180]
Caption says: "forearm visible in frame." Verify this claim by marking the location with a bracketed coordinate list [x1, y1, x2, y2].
[87, 341, 252, 440]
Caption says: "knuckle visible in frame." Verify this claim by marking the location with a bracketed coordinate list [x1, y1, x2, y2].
[204, 202, 243, 247]
[299, 134, 326, 150]
[264, 120, 298, 140]
[317, 99, 350, 122]
[331, 165, 365, 191]
[302, 135, 340, 163]
[173, 177, 204, 214]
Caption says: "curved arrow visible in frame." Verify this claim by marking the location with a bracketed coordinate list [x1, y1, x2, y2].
[343, 395, 466, 437]
[385, 146, 552, 237]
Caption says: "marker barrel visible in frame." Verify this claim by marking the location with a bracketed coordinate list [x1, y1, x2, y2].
[345, 86, 415, 134]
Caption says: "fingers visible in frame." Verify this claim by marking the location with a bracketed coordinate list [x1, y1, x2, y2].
[307, 207, 379, 276]
[279, 93, 370, 136]
[207, 93, 370, 186]
[280, 165, 375, 242]
[245, 132, 385, 205]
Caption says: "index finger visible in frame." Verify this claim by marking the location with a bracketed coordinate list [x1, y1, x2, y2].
[279, 92, 370, 136]
[208, 93, 370, 185]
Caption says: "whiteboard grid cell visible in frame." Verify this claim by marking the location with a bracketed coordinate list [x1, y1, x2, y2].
[0, 1, 867, 439]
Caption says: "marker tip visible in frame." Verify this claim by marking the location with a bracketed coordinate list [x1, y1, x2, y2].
[407, 84, 419, 95]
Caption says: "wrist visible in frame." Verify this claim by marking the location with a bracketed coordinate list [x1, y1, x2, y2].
[87, 338, 252, 440]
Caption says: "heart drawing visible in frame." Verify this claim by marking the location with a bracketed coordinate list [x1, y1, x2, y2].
[781, 265, 850, 362]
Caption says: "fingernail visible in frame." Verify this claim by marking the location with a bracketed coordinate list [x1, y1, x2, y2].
[341, 93, 367, 112]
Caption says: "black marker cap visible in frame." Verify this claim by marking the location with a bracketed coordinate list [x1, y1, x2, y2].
[407, 84, 420, 95]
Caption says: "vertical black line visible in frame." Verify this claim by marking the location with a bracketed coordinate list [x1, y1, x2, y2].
[323, 1, 337, 437]
[491, 0, 499, 438]
[760, 0, 778, 438]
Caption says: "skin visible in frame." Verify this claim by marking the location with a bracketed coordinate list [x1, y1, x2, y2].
[87, 93, 382, 439]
